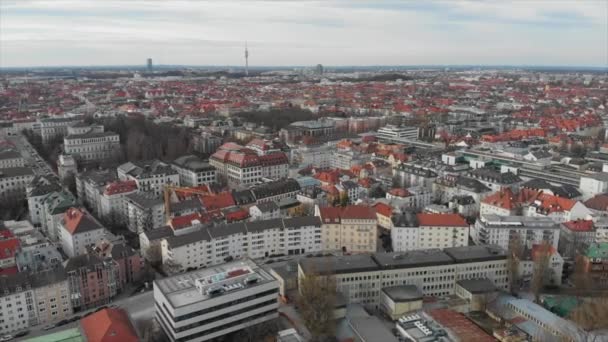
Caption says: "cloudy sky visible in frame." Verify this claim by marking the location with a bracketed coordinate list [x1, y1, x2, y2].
[0, 0, 606, 67]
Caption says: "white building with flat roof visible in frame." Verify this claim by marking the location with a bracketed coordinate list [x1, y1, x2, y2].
[472, 215, 560, 250]
[154, 259, 279, 342]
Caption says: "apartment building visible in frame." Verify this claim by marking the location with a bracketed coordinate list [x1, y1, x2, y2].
[58, 207, 107, 258]
[172, 155, 217, 187]
[118, 160, 179, 198]
[558, 220, 596, 259]
[0, 269, 72, 334]
[63, 124, 120, 163]
[26, 175, 61, 226]
[75, 168, 118, 216]
[391, 213, 469, 252]
[393, 164, 437, 189]
[57, 154, 77, 182]
[251, 178, 301, 204]
[40, 190, 78, 240]
[98, 180, 138, 225]
[39, 117, 82, 143]
[298, 245, 509, 307]
[471, 215, 560, 250]
[0, 149, 25, 168]
[65, 254, 120, 311]
[125, 192, 166, 233]
[162, 217, 322, 272]
[154, 259, 279, 342]
[315, 205, 377, 253]
[0, 166, 35, 201]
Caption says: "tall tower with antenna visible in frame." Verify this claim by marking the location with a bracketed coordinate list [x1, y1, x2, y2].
[245, 42, 249, 76]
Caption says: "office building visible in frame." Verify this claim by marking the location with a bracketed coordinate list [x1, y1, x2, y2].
[154, 259, 279, 342]
[63, 124, 120, 164]
[298, 245, 509, 307]
[0, 166, 35, 201]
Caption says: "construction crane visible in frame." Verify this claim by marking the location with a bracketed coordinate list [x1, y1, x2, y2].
[163, 185, 211, 220]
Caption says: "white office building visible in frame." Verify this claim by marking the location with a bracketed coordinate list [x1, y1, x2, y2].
[154, 259, 279, 342]
[377, 125, 419, 142]
[298, 245, 509, 307]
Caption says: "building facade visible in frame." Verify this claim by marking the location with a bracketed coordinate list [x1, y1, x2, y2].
[154, 259, 279, 342]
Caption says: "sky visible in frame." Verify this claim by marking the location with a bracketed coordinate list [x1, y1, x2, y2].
[0, 0, 607, 68]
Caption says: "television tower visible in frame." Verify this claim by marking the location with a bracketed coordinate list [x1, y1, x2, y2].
[244, 42, 249, 76]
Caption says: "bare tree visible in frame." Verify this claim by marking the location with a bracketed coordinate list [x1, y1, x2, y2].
[297, 270, 337, 340]
[531, 241, 552, 303]
[507, 231, 523, 295]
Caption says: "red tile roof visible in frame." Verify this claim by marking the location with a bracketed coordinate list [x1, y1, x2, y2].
[584, 194, 608, 211]
[416, 213, 468, 227]
[103, 180, 137, 196]
[63, 208, 103, 235]
[170, 213, 202, 230]
[80, 308, 138, 342]
[0, 238, 20, 260]
[388, 188, 411, 198]
[563, 220, 594, 232]
[200, 192, 235, 211]
[373, 202, 393, 217]
[318, 205, 376, 223]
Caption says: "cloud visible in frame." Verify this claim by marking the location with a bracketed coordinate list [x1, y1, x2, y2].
[0, 0, 606, 67]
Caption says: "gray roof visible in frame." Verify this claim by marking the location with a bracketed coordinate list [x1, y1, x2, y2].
[251, 179, 301, 200]
[143, 226, 174, 241]
[0, 166, 34, 178]
[373, 250, 454, 269]
[299, 245, 508, 276]
[299, 254, 379, 275]
[381, 285, 423, 302]
[207, 222, 247, 239]
[0, 268, 68, 295]
[118, 160, 177, 178]
[172, 155, 214, 172]
[167, 216, 322, 248]
[125, 192, 163, 208]
[254, 201, 279, 213]
[444, 245, 506, 263]
[469, 168, 522, 184]
[65, 131, 118, 140]
[0, 149, 22, 160]
[456, 278, 496, 294]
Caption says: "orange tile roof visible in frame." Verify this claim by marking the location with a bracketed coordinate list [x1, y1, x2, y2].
[416, 213, 468, 227]
[563, 220, 594, 232]
[80, 308, 138, 342]
[373, 202, 393, 217]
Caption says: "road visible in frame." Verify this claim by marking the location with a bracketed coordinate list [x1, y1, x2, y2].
[9, 134, 58, 180]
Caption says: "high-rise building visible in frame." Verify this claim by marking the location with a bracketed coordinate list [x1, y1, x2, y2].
[315, 64, 323, 75]
[244, 42, 249, 76]
[147, 58, 153, 72]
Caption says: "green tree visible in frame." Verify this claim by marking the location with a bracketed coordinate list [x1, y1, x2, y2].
[339, 192, 349, 207]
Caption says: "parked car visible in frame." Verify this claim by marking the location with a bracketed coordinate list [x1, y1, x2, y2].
[0, 335, 13, 342]
[14, 331, 28, 338]
[42, 324, 55, 331]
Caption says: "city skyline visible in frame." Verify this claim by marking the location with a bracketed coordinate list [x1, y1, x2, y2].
[1, 0, 607, 68]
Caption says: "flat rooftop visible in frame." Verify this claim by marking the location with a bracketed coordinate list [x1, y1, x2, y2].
[155, 259, 276, 308]
[373, 250, 454, 269]
[479, 215, 558, 228]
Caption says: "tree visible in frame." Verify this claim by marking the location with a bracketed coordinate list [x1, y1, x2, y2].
[297, 271, 337, 340]
[569, 297, 608, 331]
[227, 319, 279, 342]
[507, 231, 523, 295]
[531, 241, 552, 303]
[339, 192, 349, 207]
